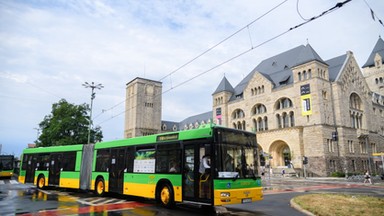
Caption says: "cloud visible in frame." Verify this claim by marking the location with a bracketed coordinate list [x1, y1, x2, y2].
[1, 0, 383, 156]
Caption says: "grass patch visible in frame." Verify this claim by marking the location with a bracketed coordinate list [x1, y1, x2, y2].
[293, 193, 384, 216]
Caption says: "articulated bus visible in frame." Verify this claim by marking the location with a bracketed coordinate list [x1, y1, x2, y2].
[0, 155, 15, 178]
[19, 125, 263, 208]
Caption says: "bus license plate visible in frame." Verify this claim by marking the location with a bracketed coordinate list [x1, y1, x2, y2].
[242, 198, 252, 203]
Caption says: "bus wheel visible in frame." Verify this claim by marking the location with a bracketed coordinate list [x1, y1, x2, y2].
[95, 178, 105, 196]
[157, 183, 175, 208]
[37, 175, 45, 189]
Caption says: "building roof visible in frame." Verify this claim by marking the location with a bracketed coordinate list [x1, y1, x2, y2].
[178, 111, 213, 129]
[363, 36, 384, 68]
[228, 44, 326, 102]
[212, 76, 234, 95]
[326, 53, 348, 81]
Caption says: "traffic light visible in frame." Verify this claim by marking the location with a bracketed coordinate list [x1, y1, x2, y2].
[303, 156, 308, 165]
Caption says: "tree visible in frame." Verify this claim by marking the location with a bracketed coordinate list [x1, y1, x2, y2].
[36, 99, 103, 147]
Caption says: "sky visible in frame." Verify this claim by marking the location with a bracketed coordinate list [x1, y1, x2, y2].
[1, 0, 383, 157]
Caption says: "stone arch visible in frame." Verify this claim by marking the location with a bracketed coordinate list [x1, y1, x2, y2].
[269, 140, 291, 167]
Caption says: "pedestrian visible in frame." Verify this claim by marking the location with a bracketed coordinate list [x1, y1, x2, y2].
[281, 169, 285, 177]
[363, 170, 373, 184]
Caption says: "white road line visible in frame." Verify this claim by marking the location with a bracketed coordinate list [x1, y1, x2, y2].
[10, 180, 19, 184]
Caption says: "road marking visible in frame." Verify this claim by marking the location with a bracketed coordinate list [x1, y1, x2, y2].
[0, 180, 5, 184]
[18, 201, 152, 216]
[10, 180, 19, 184]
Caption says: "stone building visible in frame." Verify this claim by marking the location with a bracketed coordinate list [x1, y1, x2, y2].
[124, 38, 384, 177]
[212, 38, 384, 176]
[124, 77, 162, 138]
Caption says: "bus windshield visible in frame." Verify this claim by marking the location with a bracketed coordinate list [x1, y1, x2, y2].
[215, 129, 258, 179]
[0, 156, 14, 170]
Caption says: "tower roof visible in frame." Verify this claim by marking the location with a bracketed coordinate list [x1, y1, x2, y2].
[292, 43, 327, 67]
[362, 36, 384, 68]
[212, 76, 234, 95]
[230, 44, 326, 101]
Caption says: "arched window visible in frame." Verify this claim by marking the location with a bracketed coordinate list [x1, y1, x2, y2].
[298, 72, 302, 81]
[257, 117, 263, 131]
[264, 116, 268, 130]
[289, 111, 295, 127]
[282, 112, 289, 128]
[308, 69, 312, 78]
[232, 109, 245, 119]
[276, 114, 282, 128]
[349, 93, 364, 129]
[275, 97, 293, 110]
[303, 70, 307, 79]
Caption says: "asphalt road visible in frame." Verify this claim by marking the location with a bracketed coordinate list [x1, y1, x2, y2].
[1, 177, 383, 215]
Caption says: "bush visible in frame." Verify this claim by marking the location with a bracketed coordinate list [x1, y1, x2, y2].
[330, 172, 345, 177]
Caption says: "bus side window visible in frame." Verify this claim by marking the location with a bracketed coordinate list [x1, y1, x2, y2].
[96, 149, 110, 172]
[62, 152, 76, 171]
[156, 143, 181, 174]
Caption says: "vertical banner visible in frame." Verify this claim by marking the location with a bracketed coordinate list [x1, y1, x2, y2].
[216, 107, 222, 125]
[300, 84, 312, 116]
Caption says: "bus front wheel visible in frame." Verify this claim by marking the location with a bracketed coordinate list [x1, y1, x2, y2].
[157, 183, 175, 208]
[95, 178, 105, 196]
[37, 175, 45, 189]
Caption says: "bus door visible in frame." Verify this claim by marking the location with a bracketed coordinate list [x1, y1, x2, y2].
[109, 148, 126, 194]
[25, 154, 37, 183]
[48, 153, 62, 186]
[182, 143, 212, 203]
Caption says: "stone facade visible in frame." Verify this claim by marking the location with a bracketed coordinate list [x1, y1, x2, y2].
[212, 40, 384, 177]
[124, 38, 384, 177]
[124, 77, 162, 138]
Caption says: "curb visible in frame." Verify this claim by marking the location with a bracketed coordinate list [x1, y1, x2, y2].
[290, 198, 315, 216]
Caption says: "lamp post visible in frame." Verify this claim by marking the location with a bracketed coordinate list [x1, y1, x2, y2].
[83, 82, 104, 144]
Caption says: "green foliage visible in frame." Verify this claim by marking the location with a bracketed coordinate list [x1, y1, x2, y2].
[330, 171, 345, 177]
[36, 99, 103, 146]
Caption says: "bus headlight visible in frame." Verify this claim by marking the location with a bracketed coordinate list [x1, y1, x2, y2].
[221, 192, 230, 197]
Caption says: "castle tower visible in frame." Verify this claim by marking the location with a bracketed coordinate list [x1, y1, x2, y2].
[124, 77, 162, 138]
[362, 36, 384, 95]
[212, 76, 234, 127]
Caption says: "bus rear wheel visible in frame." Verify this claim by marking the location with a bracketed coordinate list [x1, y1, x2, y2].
[157, 183, 175, 208]
[37, 175, 45, 189]
[95, 178, 105, 196]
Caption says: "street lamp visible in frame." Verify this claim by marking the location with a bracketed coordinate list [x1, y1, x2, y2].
[83, 82, 104, 144]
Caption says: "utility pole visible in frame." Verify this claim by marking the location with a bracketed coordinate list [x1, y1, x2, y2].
[83, 82, 103, 144]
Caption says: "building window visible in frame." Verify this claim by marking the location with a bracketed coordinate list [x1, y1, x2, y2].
[298, 72, 302, 81]
[351, 160, 356, 172]
[327, 139, 334, 153]
[276, 97, 293, 110]
[348, 140, 355, 153]
[360, 141, 367, 154]
[276, 114, 282, 128]
[371, 143, 377, 153]
[349, 93, 363, 129]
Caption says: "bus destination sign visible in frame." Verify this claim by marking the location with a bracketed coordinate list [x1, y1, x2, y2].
[157, 133, 179, 142]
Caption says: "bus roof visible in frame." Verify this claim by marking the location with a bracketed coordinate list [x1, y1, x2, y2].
[95, 123, 217, 149]
[21, 124, 255, 153]
[22, 144, 84, 154]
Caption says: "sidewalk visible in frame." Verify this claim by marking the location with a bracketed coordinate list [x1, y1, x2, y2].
[261, 176, 384, 192]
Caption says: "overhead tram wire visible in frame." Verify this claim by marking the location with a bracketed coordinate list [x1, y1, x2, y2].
[92, 0, 289, 121]
[158, 0, 289, 82]
[95, 0, 352, 126]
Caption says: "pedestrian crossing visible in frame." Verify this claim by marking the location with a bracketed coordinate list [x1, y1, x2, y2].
[0, 179, 19, 185]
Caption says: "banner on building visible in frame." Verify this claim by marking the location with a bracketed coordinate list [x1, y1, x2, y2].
[301, 94, 312, 116]
[300, 84, 312, 116]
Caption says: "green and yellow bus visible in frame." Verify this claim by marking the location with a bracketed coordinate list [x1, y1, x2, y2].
[0, 155, 15, 178]
[19, 125, 263, 208]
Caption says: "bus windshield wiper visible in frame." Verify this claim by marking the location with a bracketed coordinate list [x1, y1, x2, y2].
[232, 174, 239, 181]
